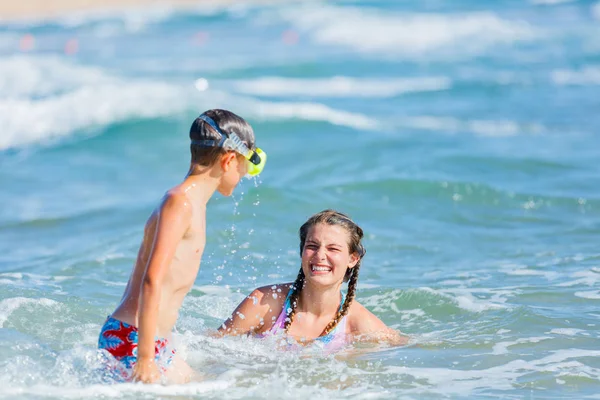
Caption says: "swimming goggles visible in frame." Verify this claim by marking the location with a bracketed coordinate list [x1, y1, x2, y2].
[191, 114, 266, 176]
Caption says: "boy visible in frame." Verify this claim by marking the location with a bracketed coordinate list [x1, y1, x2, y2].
[98, 109, 266, 384]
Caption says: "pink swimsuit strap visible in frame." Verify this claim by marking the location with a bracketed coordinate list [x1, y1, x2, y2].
[267, 288, 347, 347]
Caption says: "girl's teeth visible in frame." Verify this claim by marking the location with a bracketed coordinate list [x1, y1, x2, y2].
[312, 266, 330, 271]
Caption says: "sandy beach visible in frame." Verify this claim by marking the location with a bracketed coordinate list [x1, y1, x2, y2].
[0, 0, 240, 20]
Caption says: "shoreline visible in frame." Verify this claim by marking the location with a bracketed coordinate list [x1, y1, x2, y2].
[0, 0, 245, 21]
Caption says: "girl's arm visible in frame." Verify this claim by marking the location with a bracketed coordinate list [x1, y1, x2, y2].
[219, 284, 289, 336]
[347, 301, 409, 346]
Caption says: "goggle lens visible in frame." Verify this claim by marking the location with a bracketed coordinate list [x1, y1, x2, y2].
[246, 148, 267, 176]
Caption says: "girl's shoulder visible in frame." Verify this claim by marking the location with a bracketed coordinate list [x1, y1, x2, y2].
[250, 282, 293, 303]
[246, 283, 293, 334]
[345, 300, 387, 334]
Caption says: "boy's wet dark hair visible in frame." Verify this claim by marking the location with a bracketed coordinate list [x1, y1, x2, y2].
[285, 209, 367, 336]
[189, 109, 255, 167]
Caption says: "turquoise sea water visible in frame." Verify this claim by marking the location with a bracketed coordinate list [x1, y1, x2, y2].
[1, 0, 600, 398]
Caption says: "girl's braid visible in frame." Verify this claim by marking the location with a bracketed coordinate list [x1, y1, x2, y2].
[283, 268, 305, 332]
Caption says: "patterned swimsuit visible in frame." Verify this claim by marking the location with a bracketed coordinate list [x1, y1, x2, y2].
[262, 288, 348, 351]
[98, 316, 176, 380]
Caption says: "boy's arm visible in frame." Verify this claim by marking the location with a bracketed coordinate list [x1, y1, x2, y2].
[218, 286, 283, 336]
[348, 302, 409, 346]
[134, 193, 192, 383]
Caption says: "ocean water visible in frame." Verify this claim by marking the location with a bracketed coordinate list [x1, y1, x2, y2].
[1, 0, 599, 398]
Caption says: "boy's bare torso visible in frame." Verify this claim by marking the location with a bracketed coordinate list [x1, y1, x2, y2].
[111, 192, 206, 338]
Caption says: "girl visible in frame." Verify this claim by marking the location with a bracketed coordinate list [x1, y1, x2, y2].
[219, 209, 407, 349]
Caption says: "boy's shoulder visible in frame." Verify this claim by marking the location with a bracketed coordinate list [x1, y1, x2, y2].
[158, 189, 194, 216]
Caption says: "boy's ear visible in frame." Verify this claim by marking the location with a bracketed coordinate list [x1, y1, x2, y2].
[220, 152, 237, 172]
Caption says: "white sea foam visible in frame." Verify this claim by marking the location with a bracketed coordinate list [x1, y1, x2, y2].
[388, 348, 600, 396]
[2, 88, 375, 150]
[2, 380, 234, 398]
[0, 82, 187, 150]
[365, 286, 511, 315]
[181, 292, 241, 324]
[574, 290, 600, 299]
[552, 66, 600, 85]
[0, 297, 59, 327]
[0, 272, 23, 279]
[245, 99, 378, 130]
[98, 280, 126, 287]
[397, 309, 433, 328]
[536, 349, 600, 365]
[549, 328, 585, 336]
[501, 264, 559, 280]
[556, 269, 600, 287]
[0, 54, 379, 150]
[452, 294, 505, 312]
[210, 88, 380, 129]
[0, 56, 188, 150]
[193, 284, 234, 296]
[0, 272, 67, 291]
[209, 85, 379, 130]
[95, 252, 127, 265]
[398, 116, 545, 136]
[492, 336, 552, 355]
[229, 76, 452, 98]
[359, 289, 403, 314]
[0, 55, 110, 98]
[420, 287, 510, 312]
[277, 5, 536, 57]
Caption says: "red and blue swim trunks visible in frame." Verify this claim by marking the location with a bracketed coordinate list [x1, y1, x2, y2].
[98, 316, 176, 379]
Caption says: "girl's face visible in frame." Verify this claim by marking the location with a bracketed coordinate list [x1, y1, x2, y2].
[301, 223, 359, 287]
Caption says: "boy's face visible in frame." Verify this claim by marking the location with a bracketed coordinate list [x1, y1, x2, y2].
[217, 153, 247, 196]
